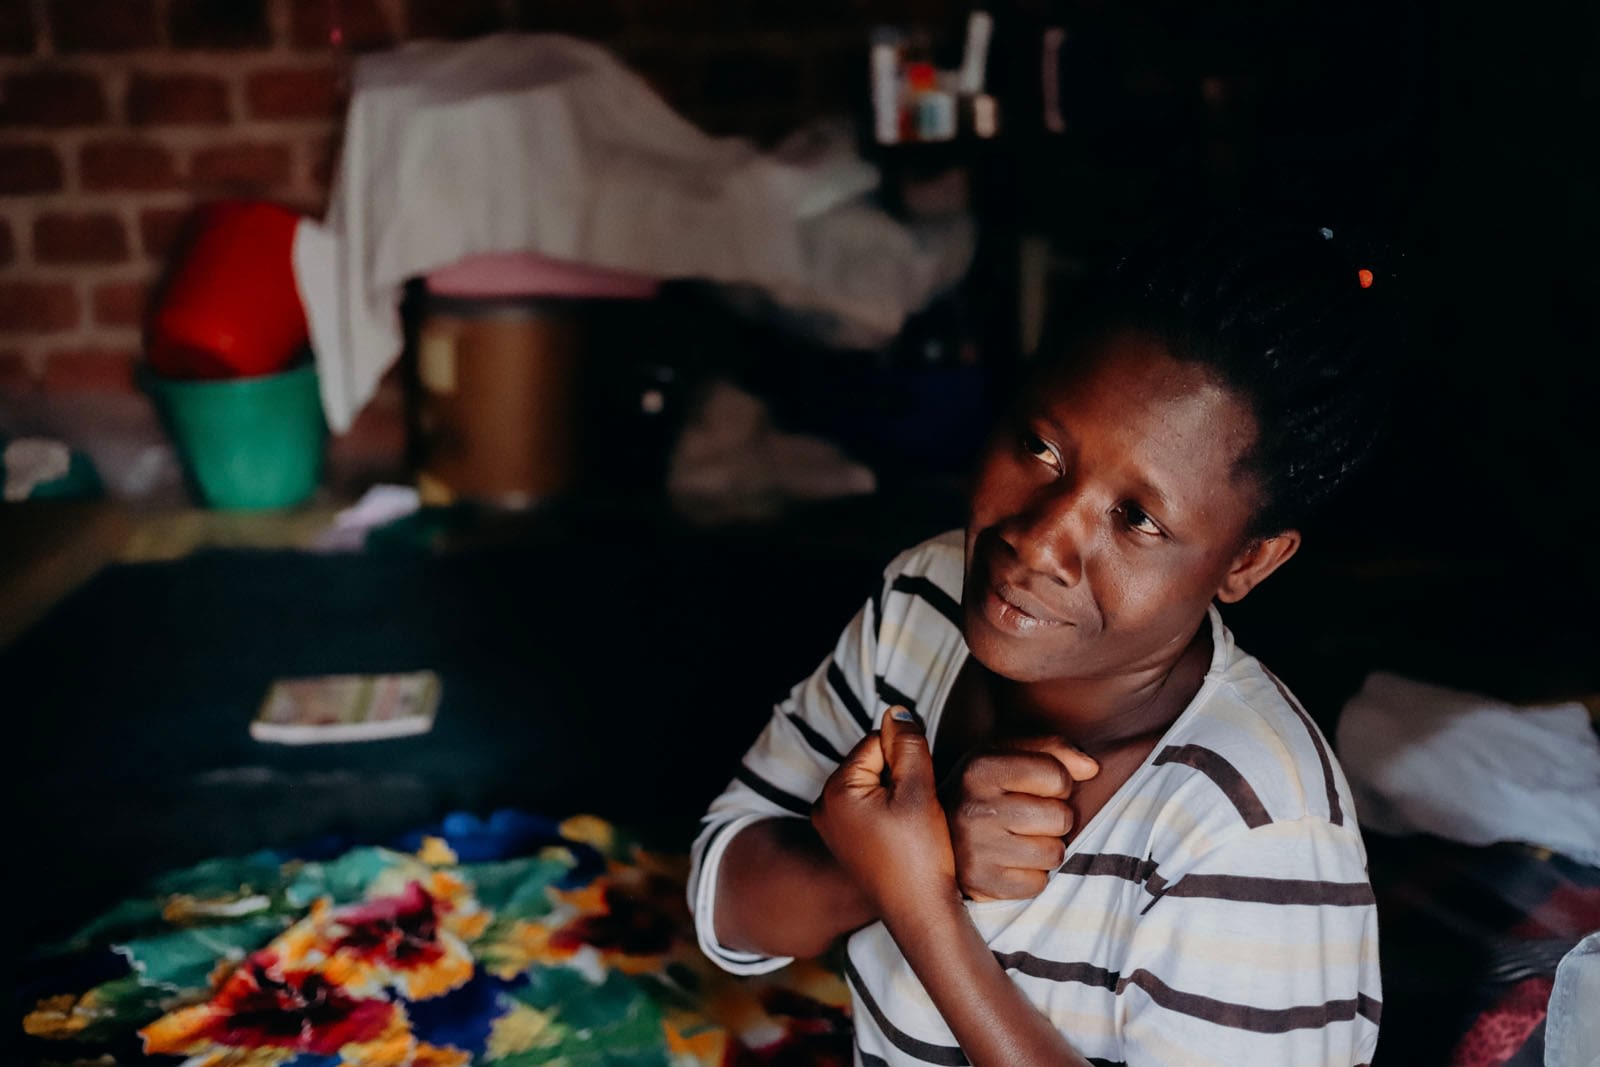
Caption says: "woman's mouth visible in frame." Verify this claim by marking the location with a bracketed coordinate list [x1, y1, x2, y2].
[980, 581, 1069, 634]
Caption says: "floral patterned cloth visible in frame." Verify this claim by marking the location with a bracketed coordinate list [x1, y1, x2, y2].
[21, 812, 852, 1066]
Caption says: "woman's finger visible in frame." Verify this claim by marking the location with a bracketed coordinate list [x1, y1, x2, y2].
[966, 865, 1050, 902]
[1041, 739, 1100, 783]
[836, 729, 886, 794]
[994, 793, 1075, 838]
[1003, 736, 1101, 783]
[965, 749, 1077, 800]
[880, 707, 936, 804]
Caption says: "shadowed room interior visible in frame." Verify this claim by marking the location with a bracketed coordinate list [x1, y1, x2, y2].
[4, 1, 1597, 1065]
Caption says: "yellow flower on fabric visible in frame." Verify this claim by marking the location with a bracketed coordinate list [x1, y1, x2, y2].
[169, 1048, 296, 1067]
[336, 1009, 469, 1067]
[424, 869, 491, 942]
[416, 836, 458, 867]
[557, 814, 615, 854]
[478, 920, 559, 981]
[484, 1002, 558, 1058]
[23, 993, 91, 1038]
[549, 880, 609, 917]
[402, 1044, 471, 1067]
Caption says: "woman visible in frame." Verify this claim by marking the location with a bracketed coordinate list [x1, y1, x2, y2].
[689, 220, 1389, 1066]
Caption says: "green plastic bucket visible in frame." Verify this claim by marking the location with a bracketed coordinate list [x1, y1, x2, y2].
[143, 362, 326, 510]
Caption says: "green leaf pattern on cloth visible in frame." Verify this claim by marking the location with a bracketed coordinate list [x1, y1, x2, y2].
[116, 914, 291, 990]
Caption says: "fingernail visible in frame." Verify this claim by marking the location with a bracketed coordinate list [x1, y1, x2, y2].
[890, 707, 915, 722]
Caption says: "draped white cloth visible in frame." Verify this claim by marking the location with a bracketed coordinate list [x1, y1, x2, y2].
[1337, 672, 1600, 865]
[300, 34, 973, 432]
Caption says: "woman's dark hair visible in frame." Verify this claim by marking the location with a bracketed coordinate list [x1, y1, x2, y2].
[1044, 216, 1396, 537]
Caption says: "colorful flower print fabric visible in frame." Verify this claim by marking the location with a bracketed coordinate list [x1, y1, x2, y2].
[22, 812, 853, 1066]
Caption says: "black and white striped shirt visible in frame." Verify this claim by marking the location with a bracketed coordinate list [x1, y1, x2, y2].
[690, 531, 1381, 1066]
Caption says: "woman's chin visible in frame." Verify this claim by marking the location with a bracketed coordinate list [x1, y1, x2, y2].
[963, 622, 1079, 684]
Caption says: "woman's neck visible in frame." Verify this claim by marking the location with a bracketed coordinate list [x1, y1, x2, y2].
[988, 624, 1213, 759]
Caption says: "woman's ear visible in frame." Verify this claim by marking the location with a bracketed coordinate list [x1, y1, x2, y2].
[1216, 530, 1301, 604]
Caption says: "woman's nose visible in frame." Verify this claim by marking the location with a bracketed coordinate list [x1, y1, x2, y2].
[1004, 490, 1087, 588]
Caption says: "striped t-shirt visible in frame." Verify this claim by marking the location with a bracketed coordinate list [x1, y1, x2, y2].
[689, 531, 1381, 1067]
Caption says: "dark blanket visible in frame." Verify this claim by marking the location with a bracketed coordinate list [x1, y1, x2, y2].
[1369, 832, 1600, 1066]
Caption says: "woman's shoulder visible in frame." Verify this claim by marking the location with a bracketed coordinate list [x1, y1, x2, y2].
[862, 532, 970, 720]
[882, 529, 966, 588]
[1152, 644, 1364, 852]
[873, 530, 967, 639]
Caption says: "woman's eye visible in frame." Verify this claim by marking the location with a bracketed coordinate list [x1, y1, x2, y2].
[1120, 503, 1162, 537]
[1020, 432, 1060, 470]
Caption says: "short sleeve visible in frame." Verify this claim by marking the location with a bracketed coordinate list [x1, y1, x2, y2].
[687, 594, 880, 974]
[1117, 817, 1383, 1067]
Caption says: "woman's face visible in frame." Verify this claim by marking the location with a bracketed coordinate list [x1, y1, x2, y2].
[963, 330, 1270, 684]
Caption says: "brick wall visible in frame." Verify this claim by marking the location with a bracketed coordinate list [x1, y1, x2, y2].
[0, 0, 955, 417]
[1, 0, 344, 396]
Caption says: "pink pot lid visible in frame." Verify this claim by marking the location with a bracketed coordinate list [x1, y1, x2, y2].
[426, 251, 660, 300]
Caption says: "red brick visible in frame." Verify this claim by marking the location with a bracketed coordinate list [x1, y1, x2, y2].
[290, 0, 396, 51]
[0, 71, 109, 126]
[0, 217, 12, 264]
[139, 206, 193, 259]
[34, 212, 130, 264]
[0, 349, 34, 392]
[407, 0, 504, 40]
[127, 72, 230, 126]
[0, 0, 37, 54]
[190, 142, 292, 189]
[41, 346, 139, 392]
[51, 0, 160, 52]
[0, 281, 80, 331]
[246, 66, 342, 121]
[92, 280, 150, 327]
[168, 0, 271, 49]
[80, 138, 180, 191]
[0, 142, 64, 194]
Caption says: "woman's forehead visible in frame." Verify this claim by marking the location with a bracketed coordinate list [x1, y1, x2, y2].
[1025, 334, 1262, 493]
[1030, 332, 1239, 418]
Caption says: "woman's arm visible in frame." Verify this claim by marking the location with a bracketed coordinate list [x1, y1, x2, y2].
[881, 888, 1096, 1067]
[688, 591, 885, 971]
[713, 816, 878, 958]
[814, 709, 1095, 1067]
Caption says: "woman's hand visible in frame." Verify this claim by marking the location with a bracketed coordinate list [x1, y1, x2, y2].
[816, 710, 1099, 1067]
[942, 738, 1099, 902]
[812, 708, 959, 920]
